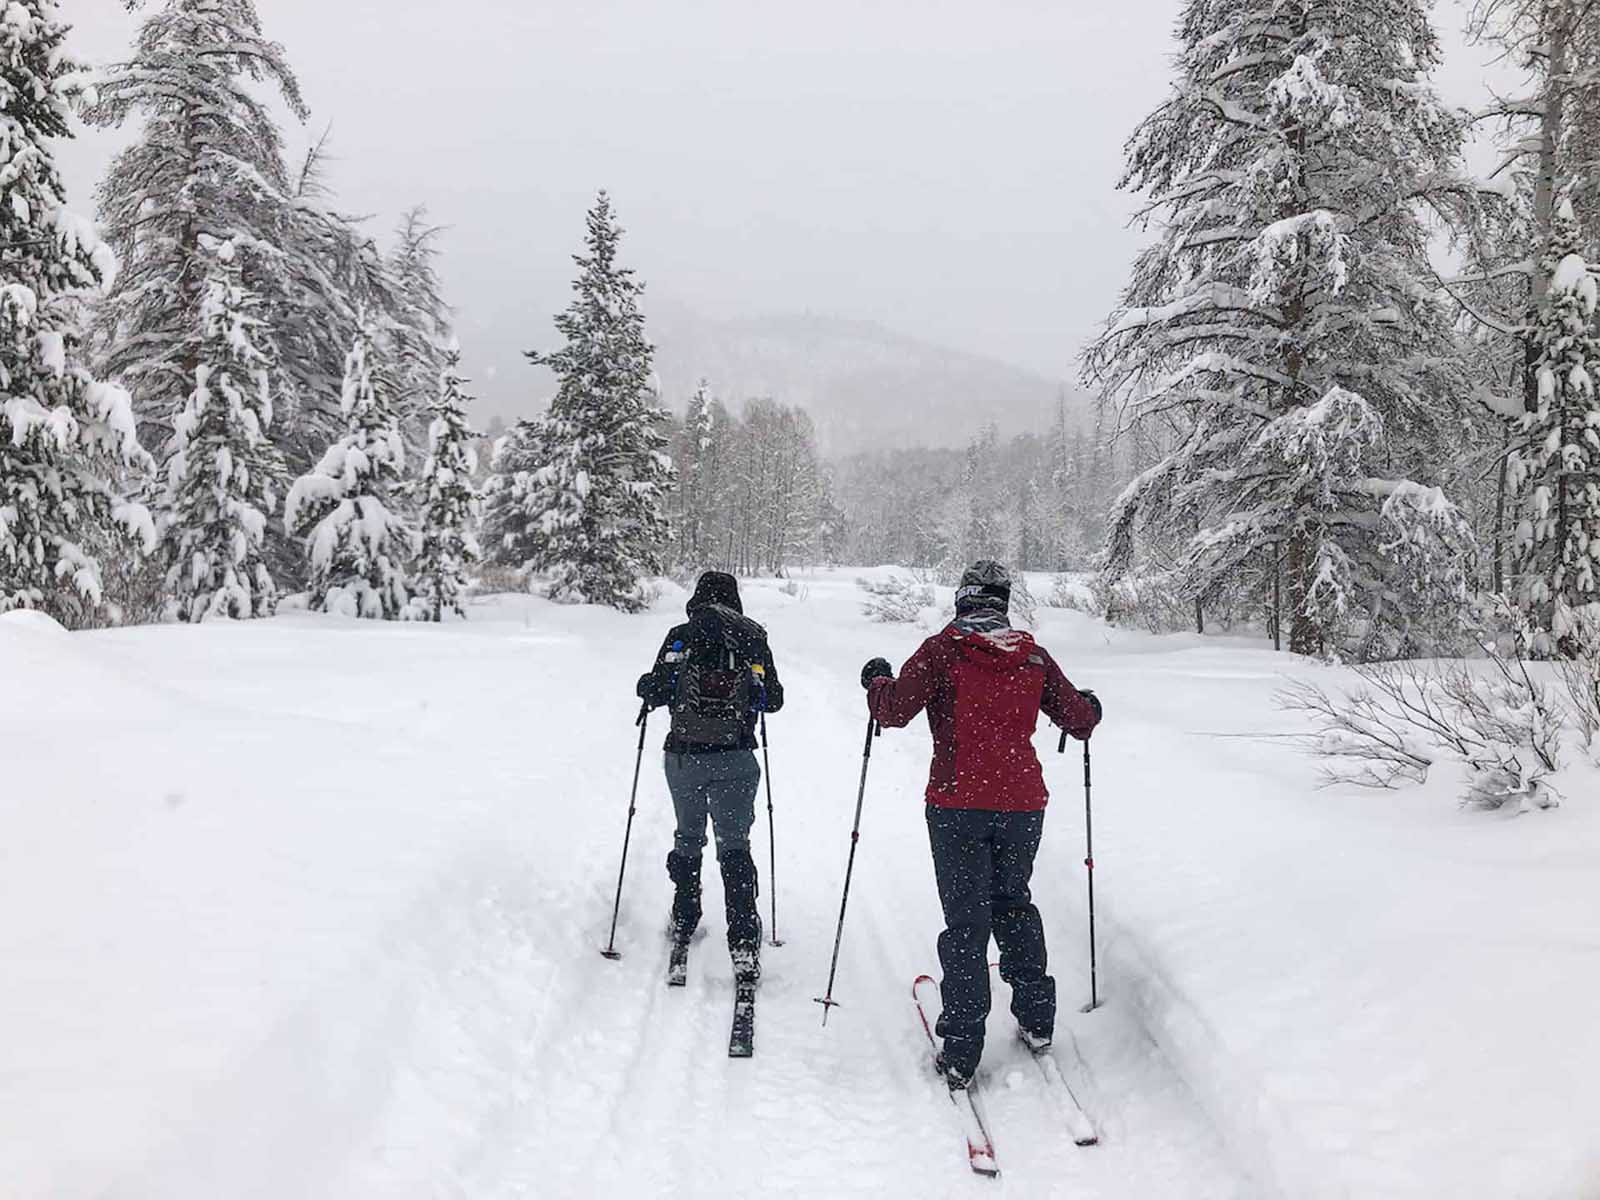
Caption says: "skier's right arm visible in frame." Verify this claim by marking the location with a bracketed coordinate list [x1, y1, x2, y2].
[866, 638, 940, 728]
[636, 630, 684, 710]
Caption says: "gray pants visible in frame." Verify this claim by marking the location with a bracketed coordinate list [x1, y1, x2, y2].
[664, 750, 761, 860]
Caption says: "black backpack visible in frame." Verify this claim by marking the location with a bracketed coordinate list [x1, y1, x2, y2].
[670, 627, 758, 748]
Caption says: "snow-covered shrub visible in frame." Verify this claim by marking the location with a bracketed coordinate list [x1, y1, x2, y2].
[1042, 574, 1095, 611]
[857, 575, 933, 623]
[1279, 647, 1567, 812]
[1096, 568, 1191, 633]
[467, 562, 528, 597]
[780, 579, 808, 600]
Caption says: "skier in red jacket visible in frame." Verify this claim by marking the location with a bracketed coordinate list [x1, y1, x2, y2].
[862, 561, 1100, 1089]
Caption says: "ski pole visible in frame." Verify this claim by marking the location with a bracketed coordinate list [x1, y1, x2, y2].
[601, 703, 651, 960]
[815, 714, 881, 1024]
[1059, 728, 1100, 1011]
[759, 712, 783, 947]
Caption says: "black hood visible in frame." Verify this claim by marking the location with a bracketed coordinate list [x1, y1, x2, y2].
[687, 570, 743, 615]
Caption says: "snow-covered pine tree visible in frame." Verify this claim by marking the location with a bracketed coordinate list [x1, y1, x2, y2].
[413, 346, 481, 620]
[1510, 198, 1600, 650]
[284, 319, 416, 618]
[159, 239, 286, 621]
[272, 135, 404, 474]
[481, 416, 541, 573]
[1084, 0, 1479, 659]
[0, 0, 153, 624]
[1467, 1, 1600, 351]
[85, 0, 306, 447]
[512, 192, 673, 610]
[387, 207, 451, 459]
[673, 379, 717, 567]
[1044, 395, 1081, 570]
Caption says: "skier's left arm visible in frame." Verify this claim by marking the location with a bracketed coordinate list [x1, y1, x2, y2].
[755, 643, 784, 714]
[1040, 649, 1101, 740]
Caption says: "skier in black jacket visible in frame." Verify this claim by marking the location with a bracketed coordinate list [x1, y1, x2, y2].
[637, 571, 783, 982]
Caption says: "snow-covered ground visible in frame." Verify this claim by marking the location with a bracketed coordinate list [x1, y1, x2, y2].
[4, 572, 1596, 1198]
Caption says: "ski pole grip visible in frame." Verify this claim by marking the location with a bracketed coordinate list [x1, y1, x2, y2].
[636, 703, 649, 728]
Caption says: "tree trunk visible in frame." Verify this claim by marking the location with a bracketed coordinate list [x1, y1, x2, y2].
[1528, 5, 1569, 413]
[1494, 419, 1510, 596]
[1271, 543, 1282, 652]
[1287, 529, 1320, 656]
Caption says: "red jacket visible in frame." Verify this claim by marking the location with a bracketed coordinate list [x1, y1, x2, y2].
[867, 624, 1099, 812]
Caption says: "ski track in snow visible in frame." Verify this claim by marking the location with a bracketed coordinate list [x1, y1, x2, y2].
[7, 573, 1596, 1197]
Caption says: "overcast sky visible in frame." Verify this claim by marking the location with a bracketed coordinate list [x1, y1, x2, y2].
[57, 1, 1505, 422]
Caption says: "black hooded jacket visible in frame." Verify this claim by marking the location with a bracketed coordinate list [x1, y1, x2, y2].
[636, 572, 784, 753]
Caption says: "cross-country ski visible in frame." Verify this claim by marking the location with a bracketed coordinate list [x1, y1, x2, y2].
[913, 974, 1000, 1178]
[728, 981, 757, 1058]
[667, 939, 689, 988]
[1021, 1033, 1100, 1148]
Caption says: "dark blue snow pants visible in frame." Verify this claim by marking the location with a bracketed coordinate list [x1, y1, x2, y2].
[926, 805, 1055, 1078]
[664, 750, 762, 951]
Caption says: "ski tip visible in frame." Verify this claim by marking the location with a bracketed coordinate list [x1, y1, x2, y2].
[1079, 1001, 1101, 1014]
[768, 937, 786, 948]
[600, 949, 622, 961]
[1074, 1134, 1100, 1148]
[969, 1152, 1000, 1178]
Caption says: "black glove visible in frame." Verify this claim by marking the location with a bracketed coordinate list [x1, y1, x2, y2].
[861, 657, 894, 690]
[1078, 688, 1102, 722]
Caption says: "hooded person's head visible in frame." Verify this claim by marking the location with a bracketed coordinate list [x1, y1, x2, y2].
[686, 570, 743, 615]
[954, 560, 1011, 617]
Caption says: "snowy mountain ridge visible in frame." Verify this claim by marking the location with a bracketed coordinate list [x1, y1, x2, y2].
[643, 304, 1095, 450]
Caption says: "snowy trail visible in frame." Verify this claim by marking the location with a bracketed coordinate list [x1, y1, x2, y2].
[9, 572, 1594, 1197]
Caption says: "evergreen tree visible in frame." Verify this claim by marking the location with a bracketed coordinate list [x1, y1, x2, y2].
[1510, 198, 1600, 650]
[159, 239, 286, 620]
[87, 8, 411, 599]
[0, 0, 153, 624]
[1044, 395, 1083, 569]
[85, 0, 306, 446]
[1085, 0, 1478, 658]
[481, 416, 541, 572]
[387, 206, 451, 459]
[673, 379, 717, 567]
[413, 346, 481, 620]
[510, 192, 673, 610]
[271, 137, 407, 476]
[284, 320, 415, 618]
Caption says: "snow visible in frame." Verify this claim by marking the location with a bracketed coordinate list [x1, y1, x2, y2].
[1551, 252, 1598, 316]
[3, 572, 1597, 1197]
